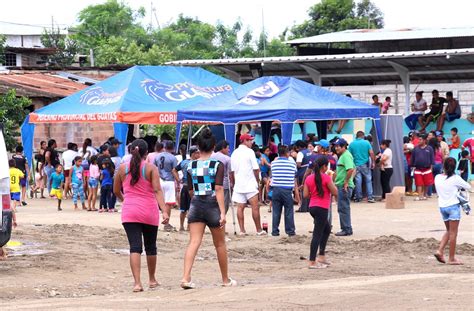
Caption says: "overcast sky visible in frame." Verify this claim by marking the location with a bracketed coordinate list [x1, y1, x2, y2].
[1, 0, 473, 38]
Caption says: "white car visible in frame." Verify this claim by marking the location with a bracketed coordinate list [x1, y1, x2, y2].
[0, 127, 12, 249]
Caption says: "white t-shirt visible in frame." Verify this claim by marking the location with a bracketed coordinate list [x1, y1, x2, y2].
[296, 151, 304, 163]
[78, 146, 98, 159]
[231, 145, 259, 193]
[62, 150, 78, 170]
[382, 148, 393, 168]
[434, 174, 471, 208]
[412, 99, 427, 115]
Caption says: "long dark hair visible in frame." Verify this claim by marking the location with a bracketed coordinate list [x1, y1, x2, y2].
[130, 139, 148, 186]
[428, 137, 439, 151]
[313, 156, 329, 198]
[82, 138, 92, 154]
[443, 157, 456, 179]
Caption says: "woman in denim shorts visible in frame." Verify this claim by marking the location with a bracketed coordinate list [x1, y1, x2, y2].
[433, 157, 471, 265]
[180, 128, 236, 289]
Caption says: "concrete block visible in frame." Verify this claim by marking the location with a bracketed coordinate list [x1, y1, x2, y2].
[385, 186, 405, 209]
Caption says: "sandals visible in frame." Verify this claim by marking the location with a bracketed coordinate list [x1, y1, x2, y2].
[309, 262, 328, 269]
[149, 281, 161, 289]
[180, 281, 196, 290]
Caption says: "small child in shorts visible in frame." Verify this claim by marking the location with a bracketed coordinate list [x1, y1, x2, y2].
[87, 155, 99, 211]
[458, 150, 470, 182]
[9, 159, 24, 212]
[50, 164, 65, 211]
[71, 156, 86, 210]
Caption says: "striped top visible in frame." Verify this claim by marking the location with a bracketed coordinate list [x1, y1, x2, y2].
[271, 157, 297, 189]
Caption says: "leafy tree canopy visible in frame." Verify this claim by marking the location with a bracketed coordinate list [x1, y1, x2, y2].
[290, 0, 384, 38]
[0, 89, 31, 151]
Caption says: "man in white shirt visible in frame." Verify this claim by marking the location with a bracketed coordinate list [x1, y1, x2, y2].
[405, 91, 427, 130]
[230, 134, 265, 236]
[62, 142, 78, 199]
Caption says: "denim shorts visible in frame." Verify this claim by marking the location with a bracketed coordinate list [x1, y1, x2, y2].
[187, 196, 221, 228]
[89, 177, 98, 188]
[440, 204, 461, 222]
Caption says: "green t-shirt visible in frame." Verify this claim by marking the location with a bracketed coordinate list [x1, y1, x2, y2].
[335, 150, 355, 188]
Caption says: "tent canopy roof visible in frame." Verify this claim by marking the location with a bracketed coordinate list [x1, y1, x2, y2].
[177, 76, 380, 124]
[29, 65, 238, 124]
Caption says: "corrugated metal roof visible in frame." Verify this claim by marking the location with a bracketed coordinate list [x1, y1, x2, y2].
[0, 21, 68, 35]
[286, 27, 474, 45]
[168, 48, 474, 66]
[0, 73, 87, 98]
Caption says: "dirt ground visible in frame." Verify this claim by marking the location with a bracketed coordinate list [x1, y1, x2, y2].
[0, 196, 473, 310]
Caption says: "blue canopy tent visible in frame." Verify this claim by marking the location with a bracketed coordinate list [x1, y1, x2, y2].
[21, 65, 238, 164]
[176, 76, 382, 151]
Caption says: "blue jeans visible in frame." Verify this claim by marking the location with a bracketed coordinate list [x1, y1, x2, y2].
[354, 164, 373, 200]
[337, 186, 353, 234]
[271, 187, 295, 236]
[44, 165, 54, 194]
[405, 114, 421, 130]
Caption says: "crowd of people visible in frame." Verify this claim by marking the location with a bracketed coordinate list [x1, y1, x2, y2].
[6, 121, 472, 286]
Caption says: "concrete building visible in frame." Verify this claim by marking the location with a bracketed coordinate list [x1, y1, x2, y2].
[0, 21, 67, 67]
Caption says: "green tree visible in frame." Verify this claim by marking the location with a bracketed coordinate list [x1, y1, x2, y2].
[41, 27, 80, 67]
[94, 36, 172, 66]
[73, 0, 146, 49]
[290, 0, 384, 38]
[154, 15, 217, 60]
[0, 89, 31, 151]
[0, 35, 5, 65]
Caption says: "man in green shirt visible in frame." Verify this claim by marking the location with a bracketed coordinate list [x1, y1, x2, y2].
[334, 138, 355, 236]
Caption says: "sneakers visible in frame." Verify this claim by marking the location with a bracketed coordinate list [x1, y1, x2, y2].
[256, 231, 268, 236]
[164, 224, 175, 232]
[353, 198, 361, 203]
[222, 278, 237, 287]
[21, 201, 27, 206]
[367, 198, 376, 203]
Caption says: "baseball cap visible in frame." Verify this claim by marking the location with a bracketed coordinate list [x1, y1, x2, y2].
[334, 138, 348, 146]
[315, 139, 330, 149]
[435, 130, 443, 137]
[239, 133, 254, 142]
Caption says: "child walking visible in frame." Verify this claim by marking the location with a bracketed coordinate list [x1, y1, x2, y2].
[50, 164, 65, 211]
[458, 150, 470, 182]
[99, 159, 114, 213]
[71, 156, 86, 210]
[87, 155, 99, 211]
[31, 160, 44, 199]
[9, 159, 24, 212]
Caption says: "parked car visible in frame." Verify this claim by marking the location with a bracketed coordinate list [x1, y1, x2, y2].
[0, 125, 12, 254]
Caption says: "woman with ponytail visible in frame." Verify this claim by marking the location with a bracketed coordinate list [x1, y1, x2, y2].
[181, 128, 236, 289]
[113, 139, 169, 292]
[303, 156, 338, 269]
[433, 157, 471, 265]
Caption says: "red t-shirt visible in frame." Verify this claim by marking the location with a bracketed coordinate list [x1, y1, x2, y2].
[463, 138, 474, 163]
[304, 173, 332, 209]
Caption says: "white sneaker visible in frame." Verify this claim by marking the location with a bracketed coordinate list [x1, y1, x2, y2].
[256, 231, 267, 236]
[222, 278, 237, 287]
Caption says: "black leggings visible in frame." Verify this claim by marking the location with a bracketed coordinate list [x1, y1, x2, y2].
[123, 222, 158, 255]
[380, 168, 393, 199]
[309, 207, 331, 261]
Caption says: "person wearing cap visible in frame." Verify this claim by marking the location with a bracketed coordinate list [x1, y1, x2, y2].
[173, 146, 200, 232]
[405, 91, 427, 130]
[349, 131, 376, 203]
[419, 90, 446, 132]
[436, 131, 450, 160]
[230, 133, 265, 236]
[334, 138, 355, 236]
[436, 91, 461, 131]
[410, 134, 435, 201]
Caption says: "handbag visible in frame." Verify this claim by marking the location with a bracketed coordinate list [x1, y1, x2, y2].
[457, 189, 471, 215]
